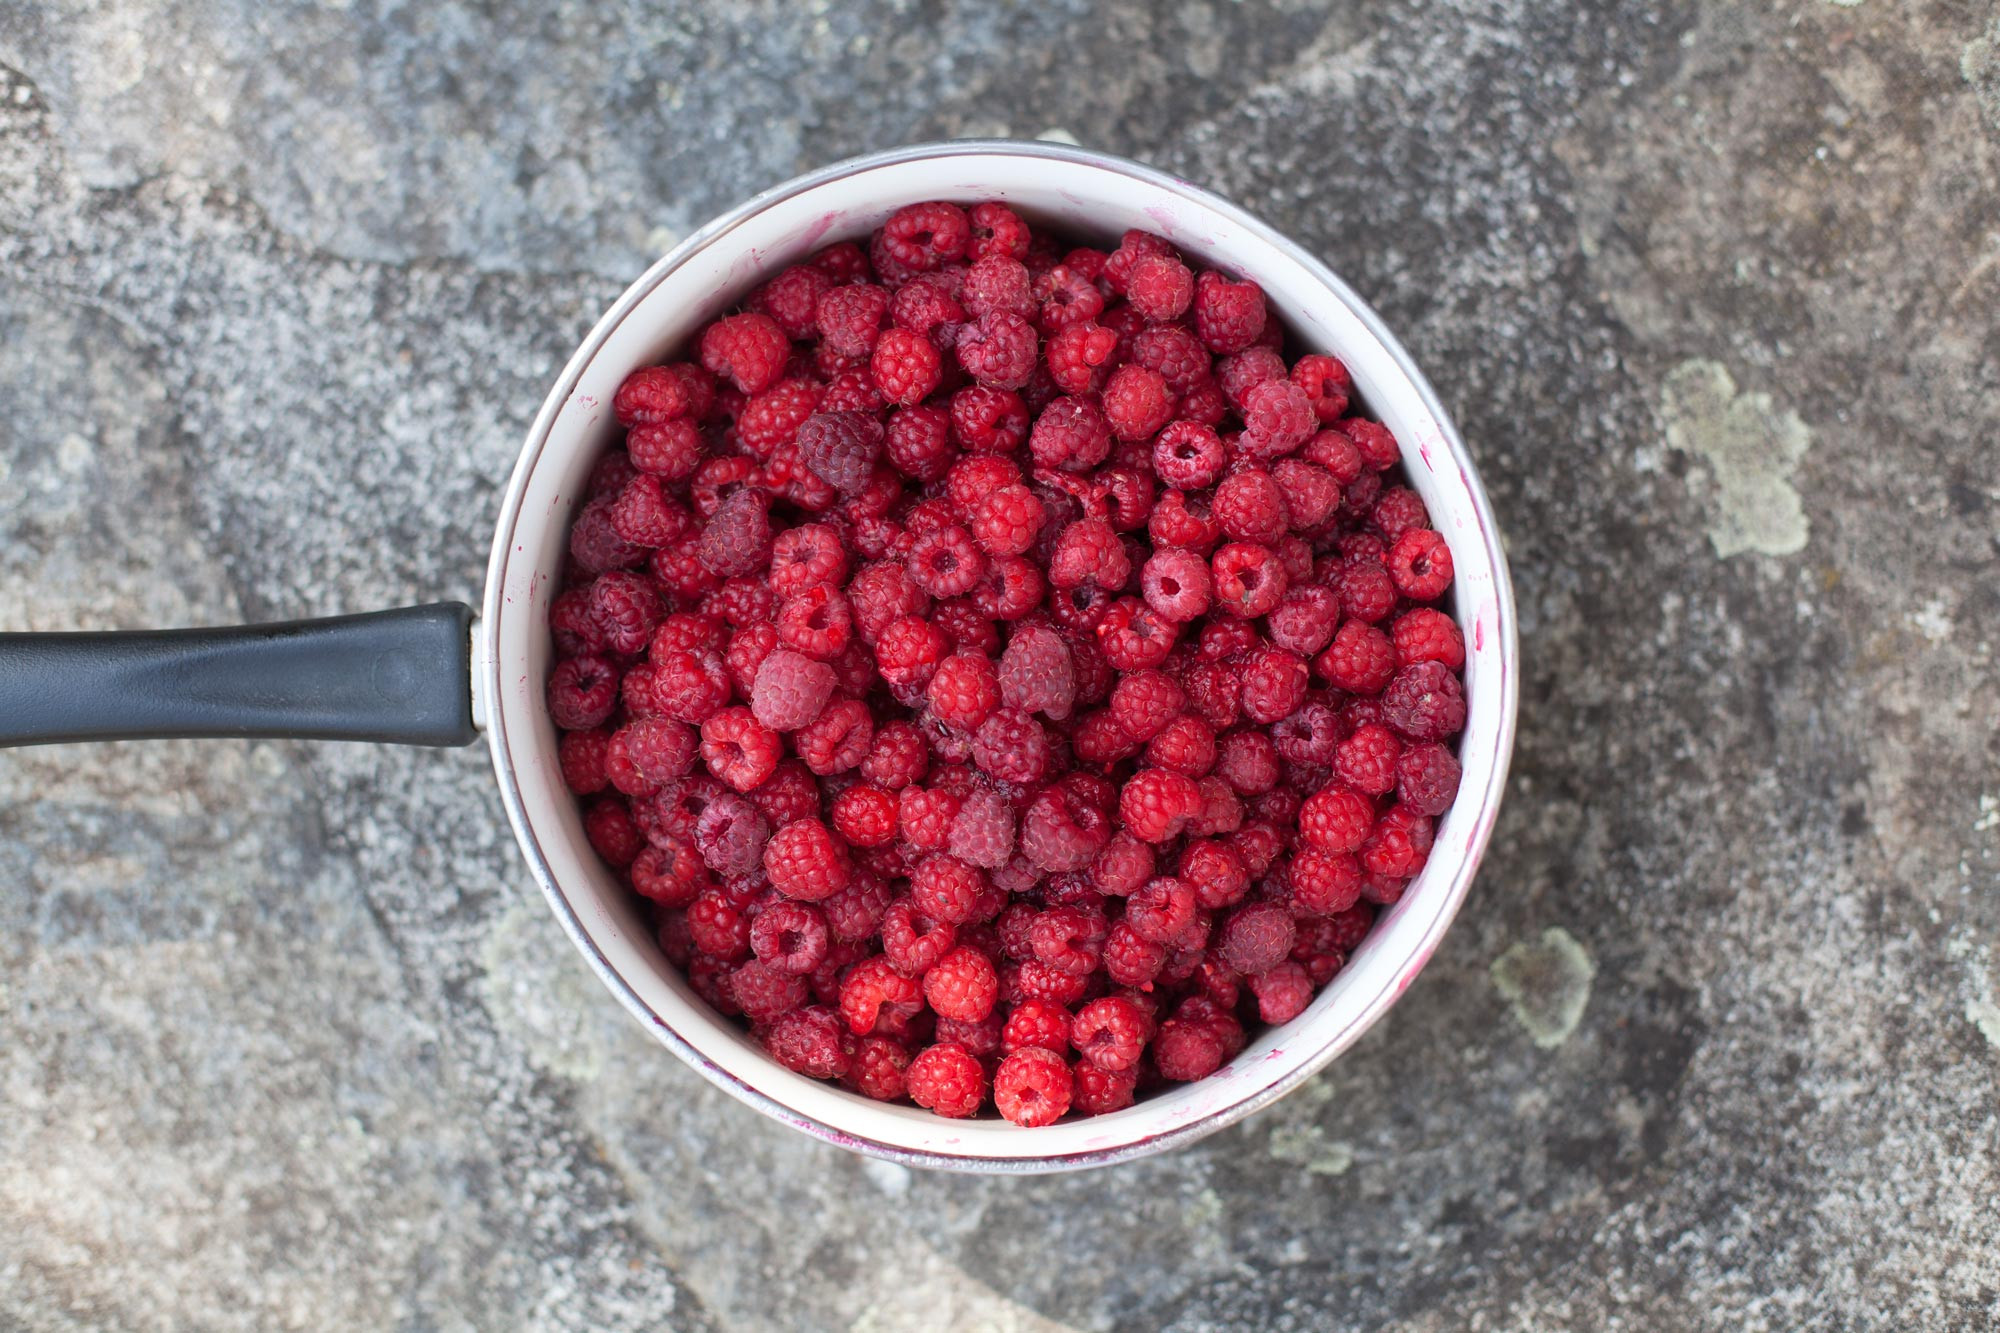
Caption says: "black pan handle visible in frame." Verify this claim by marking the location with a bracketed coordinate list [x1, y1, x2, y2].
[0, 603, 477, 748]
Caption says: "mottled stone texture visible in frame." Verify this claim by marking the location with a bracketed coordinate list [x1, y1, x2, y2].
[2, 2, 1996, 1329]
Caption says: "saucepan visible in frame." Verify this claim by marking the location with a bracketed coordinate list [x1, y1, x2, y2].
[0, 141, 1517, 1171]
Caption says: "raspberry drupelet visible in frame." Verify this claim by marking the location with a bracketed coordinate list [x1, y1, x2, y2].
[549, 203, 1473, 1123]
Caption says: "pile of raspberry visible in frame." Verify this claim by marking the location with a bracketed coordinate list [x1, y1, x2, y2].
[547, 201, 1467, 1126]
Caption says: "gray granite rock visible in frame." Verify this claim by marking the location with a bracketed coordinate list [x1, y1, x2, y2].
[2, 2, 1996, 1329]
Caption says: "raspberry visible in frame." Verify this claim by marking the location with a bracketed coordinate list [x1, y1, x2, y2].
[1125, 254, 1194, 322]
[815, 283, 892, 359]
[760, 819, 851, 902]
[1397, 742, 1463, 816]
[1388, 528, 1454, 601]
[647, 649, 727, 724]
[560, 728, 612, 794]
[618, 718, 698, 789]
[1001, 1000, 1072, 1055]
[736, 378, 823, 458]
[961, 255, 1035, 320]
[1072, 1061, 1138, 1115]
[1119, 763, 1206, 844]
[1108, 669, 1185, 742]
[1071, 995, 1152, 1070]
[700, 707, 782, 793]
[697, 490, 773, 578]
[1335, 722, 1402, 796]
[613, 364, 700, 426]
[968, 202, 1030, 261]
[1090, 832, 1156, 897]
[775, 584, 854, 662]
[1288, 848, 1363, 916]
[1299, 784, 1374, 855]
[870, 327, 943, 406]
[880, 201, 969, 272]
[1033, 265, 1106, 331]
[949, 786, 1018, 868]
[791, 410, 881, 497]
[1127, 327, 1207, 399]
[992, 1047, 1072, 1127]
[1048, 517, 1130, 592]
[926, 653, 1001, 730]
[1290, 354, 1352, 421]
[1102, 230, 1176, 293]
[1018, 784, 1112, 873]
[794, 698, 873, 775]
[1192, 269, 1267, 354]
[1305, 428, 1365, 484]
[1153, 1015, 1227, 1082]
[1392, 608, 1465, 671]
[1096, 599, 1178, 672]
[905, 524, 987, 598]
[1210, 543, 1288, 618]
[881, 405, 955, 483]
[1245, 959, 1314, 1025]
[904, 1042, 985, 1117]
[1317, 621, 1397, 694]
[1368, 486, 1429, 544]
[998, 624, 1076, 719]
[1382, 661, 1467, 742]
[749, 263, 832, 339]
[1218, 900, 1295, 975]
[1146, 714, 1216, 776]
[1342, 418, 1401, 471]
[868, 616, 943, 690]
[1214, 469, 1290, 545]
[911, 853, 986, 925]
[1361, 804, 1434, 880]
[569, 494, 644, 574]
[892, 273, 966, 338]
[1238, 647, 1308, 726]
[924, 946, 1000, 1022]
[1101, 921, 1168, 987]
[1100, 365, 1176, 442]
[746, 898, 830, 976]
[1138, 547, 1214, 623]
[607, 475, 690, 551]
[632, 838, 706, 908]
[1265, 586, 1340, 659]
[840, 955, 923, 1035]
[970, 485, 1046, 558]
[1152, 420, 1225, 489]
[956, 310, 1038, 390]
[763, 523, 846, 601]
[699, 313, 789, 394]
[1239, 380, 1316, 460]
[972, 707, 1049, 785]
[860, 719, 930, 790]
[847, 560, 930, 643]
[583, 798, 643, 868]
[1046, 320, 1119, 395]
[748, 649, 834, 732]
[949, 386, 1031, 454]
[829, 782, 897, 847]
[731, 957, 809, 1024]
[1029, 395, 1113, 472]
[1269, 701, 1339, 769]
[548, 654, 619, 730]
[844, 1035, 913, 1102]
[759, 1005, 848, 1079]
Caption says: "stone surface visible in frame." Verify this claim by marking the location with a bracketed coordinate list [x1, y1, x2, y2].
[2, 2, 1996, 1329]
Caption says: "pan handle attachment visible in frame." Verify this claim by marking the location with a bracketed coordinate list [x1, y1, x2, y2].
[0, 603, 478, 748]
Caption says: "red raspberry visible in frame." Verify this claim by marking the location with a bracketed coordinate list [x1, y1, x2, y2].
[1317, 620, 1396, 694]
[1369, 485, 1430, 544]
[745, 649, 832, 732]
[926, 653, 1000, 730]
[1033, 265, 1106, 331]
[843, 1035, 913, 1102]
[998, 625, 1076, 718]
[905, 524, 987, 598]
[1101, 920, 1168, 987]
[924, 946, 999, 1022]
[698, 706, 781, 793]
[1382, 661, 1467, 742]
[1299, 784, 1374, 855]
[814, 283, 891, 359]
[1335, 722, 1402, 796]
[1305, 428, 1365, 484]
[1100, 365, 1176, 442]
[1239, 380, 1316, 460]
[972, 707, 1049, 785]
[970, 485, 1045, 558]
[1046, 320, 1119, 394]
[607, 474, 690, 551]
[1071, 994, 1152, 1071]
[871, 616, 946, 689]
[829, 782, 898, 847]
[583, 798, 643, 868]
[1108, 669, 1185, 742]
[646, 649, 725, 724]
[764, 523, 846, 600]
[1072, 1061, 1138, 1115]
[1072, 708, 1139, 766]
[1001, 1000, 1072, 1055]
[631, 838, 706, 909]
[613, 364, 701, 426]
[794, 410, 883, 497]
[1005, 959, 1090, 1008]
[1238, 647, 1307, 726]
[808, 240, 870, 284]
[860, 719, 930, 790]
[559, 728, 612, 794]
[906, 1041, 986, 1118]
[847, 560, 930, 643]
[819, 366, 886, 415]
[1136, 547, 1213, 623]
[695, 489, 773, 579]
[993, 1047, 1072, 1127]
[770, 585, 848, 662]
[1341, 418, 1401, 471]
[1396, 742, 1462, 816]
[1210, 543, 1288, 619]
[699, 313, 789, 394]
[1048, 517, 1130, 592]
[1102, 230, 1176, 292]
[1290, 353, 1352, 421]
[1148, 489, 1221, 554]
[1029, 395, 1114, 472]
[748, 263, 832, 339]
[794, 698, 873, 775]
[1124, 875, 1197, 945]
[1192, 269, 1267, 354]
[948, 386, 1031, 454]
[1091, 832, 1156, 897]
[955, 310, 1038, 390]
[880, 201, 969, 272]
[870, 327, 943, 406]
[1014, 784, 1107, 873]
[1151, 420, 1225, 490]
[1262, 588, 1337, 660]
[759, 819, 851, 902]
[1388, 528, 1454, 601]
[968, 202, 1030, 261]
[1247, 960, 1315, 1024]
[1392, 608, 1465, 671]
[1288, 848, 1363, 916]
[1125, 254, 1194, 322]
[1212, 469, 1288, 545]
[840, 955, 922, 1034]
[911, 853, 986, 925]
[547, 655, 619, 730]
[1177, 838, 1249, 911]
[691, 790, 769, 876]
[877, 901, 955, 979]
[731, 958, 809, 1025]
[1146, 714, 1216, 776]
[891, 272, 966, 337]
[961, 254, 1035, 320]
[948, 787, 1018, 868]
[1270, 701, 1340, 770]
[1361, 804, 1434, 880]
[618, 718, 698, 790]
[1153, 1015, 1227, 1082]
[882, 404, 955, 482]
[1218, 900, 1295, 975]
[569, 495, 643, 573]
[736, 379, 822, 458]
[1119, 763, 1203, 841]
[747, 899, 830, 976]
[1096, 599, 1178, 672]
